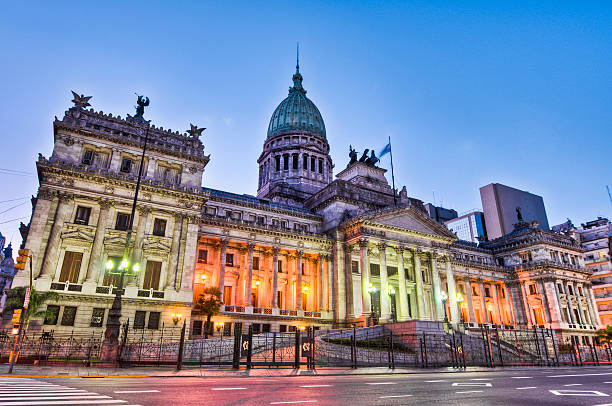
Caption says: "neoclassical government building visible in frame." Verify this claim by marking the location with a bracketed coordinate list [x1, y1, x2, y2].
[12, 63, 601, 344]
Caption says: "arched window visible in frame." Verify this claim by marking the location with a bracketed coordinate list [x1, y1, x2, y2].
[292, 153, 298, 170]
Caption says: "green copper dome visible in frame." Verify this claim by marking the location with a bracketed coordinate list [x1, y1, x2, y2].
[267, 67, 326, 139]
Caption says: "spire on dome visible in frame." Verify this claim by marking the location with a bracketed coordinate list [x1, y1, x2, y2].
[291, 42, 305, 94]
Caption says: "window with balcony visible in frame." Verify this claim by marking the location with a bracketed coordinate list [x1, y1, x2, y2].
[115, 213, 131, 231]
[226, 253, 234, 267]
[74, 206, 91, 225]
[198, 249, 208, 263]
[519, 251, 532, 263]
[253, 256, 260, 270]
[528, 284, 537, 295]
[153, 218, 166, 237]
[82, 149, 94, 165]
[143, 261, 162, 290]
[58, 251, 83, 283]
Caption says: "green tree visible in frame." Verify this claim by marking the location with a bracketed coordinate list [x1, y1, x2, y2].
[597, 325, 612, 346]
[4, 287, 59, 333]
[196, 287, 222, 339]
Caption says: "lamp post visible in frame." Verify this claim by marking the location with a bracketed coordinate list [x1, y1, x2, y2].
[367, 282, 377, 326]
[440, 291, 449, 323]
[100, 95, 150, 362]
[387, 286, 397, 323]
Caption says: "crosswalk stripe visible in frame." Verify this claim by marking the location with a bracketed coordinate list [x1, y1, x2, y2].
[0, 396, 111, 401]
[0, 392, 93, 396]
[0, 401, 128, 405]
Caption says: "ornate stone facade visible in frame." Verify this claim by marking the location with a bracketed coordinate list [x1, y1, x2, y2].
[11, 66, 601, 345]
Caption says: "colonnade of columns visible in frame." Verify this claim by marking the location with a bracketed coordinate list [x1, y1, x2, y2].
[205, 238, 331, 313]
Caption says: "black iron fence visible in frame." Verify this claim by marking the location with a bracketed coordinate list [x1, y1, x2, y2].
[2, 323, 611, 370]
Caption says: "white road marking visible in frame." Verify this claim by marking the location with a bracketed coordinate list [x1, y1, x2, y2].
[270, 402, 317, 405]
[299, 385, 331, 388]
[511, 377, 532, 379]
[456, 390, 484, 394]
[0, 396, 112, 401]
[516, 387, 537, 390]
[366, 382, 397, 385]
[424, 380, 447, 382]
[605, 382, 612, 384]
[452, 383, 492, 387]
[548, 373, 612, 378]
[114, 390, 160, 394]
[564, 384, 583, 387]
[379, 395, 413, 398]
[211, 388, 247, 391]
[0, 392, 95, 396]
[470, 378, 492, 381]
[549, 389, 609, 396]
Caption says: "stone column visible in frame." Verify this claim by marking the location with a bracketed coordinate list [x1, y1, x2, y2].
[245, 243, 255, 306]
[262, 251, 271, 308]
[396, 247, 409, 321]
[84, 199, 112, 283]
[479, 280, 490, 323]
[343, 244, 355, 319]
[575, 287, 587, 325]
[430, 253, 443, 320]
[378, 243, 391, 321]
[334, 241, 344, 321]
[319, 254, 325, 312]
[272, 247, 279, 308]
[504, 284, 517, 325]
[538, 279, 552, 324]
[164, 214, 183, 290]
[296, 251, 303, 310]
[554, 281, 566, 323]
[359, 239, 371, 318]
[465, 279, 477, 323]
[179, 216, 200, 294]
[520, 281, 533, 326]
[174, 215, 189, 291]
[444, 257, 459, 323]
[564, 281, 578, 324]
[413, 249, 426, 319]
[328, 253, 336, 317]
[543, 279, 562, 325]
[217, 238, 229, 302]
[491, 282, 503, 325]
[131, 206, 150, 288]
[39, 193, 74, 279]
[587, 284, 601, 327]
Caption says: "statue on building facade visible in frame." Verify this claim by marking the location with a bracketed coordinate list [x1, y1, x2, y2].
[516, 206, 524, 222]
[188, 123, 206, 139]
[71, 91, 92, 108]
[365, 150, 379, 167]
[349, 145, 357, 165]
[359, 149, 369, 162]
[134, 94, 150, 120]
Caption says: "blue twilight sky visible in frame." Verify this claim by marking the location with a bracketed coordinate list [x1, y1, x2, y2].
[1, 1, 611, 246]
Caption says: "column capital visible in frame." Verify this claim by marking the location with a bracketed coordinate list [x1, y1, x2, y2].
[37, 188, 55, 201]
[137, 205, 152, 216]
[58, 192, 74, 203]
[98, 199, 114, 210]
[358, 239, 369, 248]
[272, 246, 280, 255]
[247, 242, 256, 251]
[296, 250, 304, 258]
[393, 245, 405, 255]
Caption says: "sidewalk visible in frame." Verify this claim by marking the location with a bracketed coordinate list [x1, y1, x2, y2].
[0, 364, 603, 379]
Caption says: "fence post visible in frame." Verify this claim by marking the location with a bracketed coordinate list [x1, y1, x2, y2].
[459, 330, 466, 369]
[549, 329, 559, 367]
[351, 328, 357, 369]
[540, 329, 550, 367]
[246, 325, 253, 370]
[294, 330, 300, 369]
[495, 327, 504, 367]
[176, 320, 186, 371]
[272, 332, 277, 365]
[232, 324, 242, 370]
[311, 328, 316, 370]
[422, 332, 428, 368]
[390, 333, 395, 369]
[533, 327, 541, 366]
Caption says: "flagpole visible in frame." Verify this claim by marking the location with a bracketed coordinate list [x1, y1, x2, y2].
[388, 136, 397, 205]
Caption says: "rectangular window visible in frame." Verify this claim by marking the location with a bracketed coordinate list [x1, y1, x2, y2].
[198, 249, 208, 263]
[278, 260, 283, 273]
[310, 156, 316, 171]
[74, 206, 91, 225]
[370, 263, 380, 276]
[44, 305, 60, 325]
[223, 286, 232, 306]
[134, 311, 146, 329]
[58, 251, 83, 283]
[485, 287, 491, 298]
[283, 155, 289, 170]
[351, 260, 359, 274]
[120, 158, 133, 173]
[147, 312, 160, 329]
[90, 308, 105, 327]
[277, 291, 283, 308]
[82, 149, 94, 165]
[292, 153, 298, 169]
[318, 159, 323, 174]
[143, 261, 162, 290]
[257, 216, 265, 225]
[115, 213, 131, 231]
[253, 257, 260, 270]
[472, 286, 479, 296]
[153, 218, 166, 237]
[226, 253, 234, 267]
[60, 306, 77, 326]
[275, 155, 281, 171]
[192, 320, 203, 336]
[303, 155, 308, 170]
[529, 284, 537, 295]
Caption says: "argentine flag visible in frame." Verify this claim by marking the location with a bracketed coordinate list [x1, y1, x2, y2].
[379, 142, 391, 158]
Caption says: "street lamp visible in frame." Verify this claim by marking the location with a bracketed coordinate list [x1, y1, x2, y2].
[172, 313, 183, 325]
[440, 291, 449, 323]
[101, 95, 150, 361]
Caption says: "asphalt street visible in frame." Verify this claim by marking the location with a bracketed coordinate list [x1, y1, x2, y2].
[4, 367, 612, 405]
